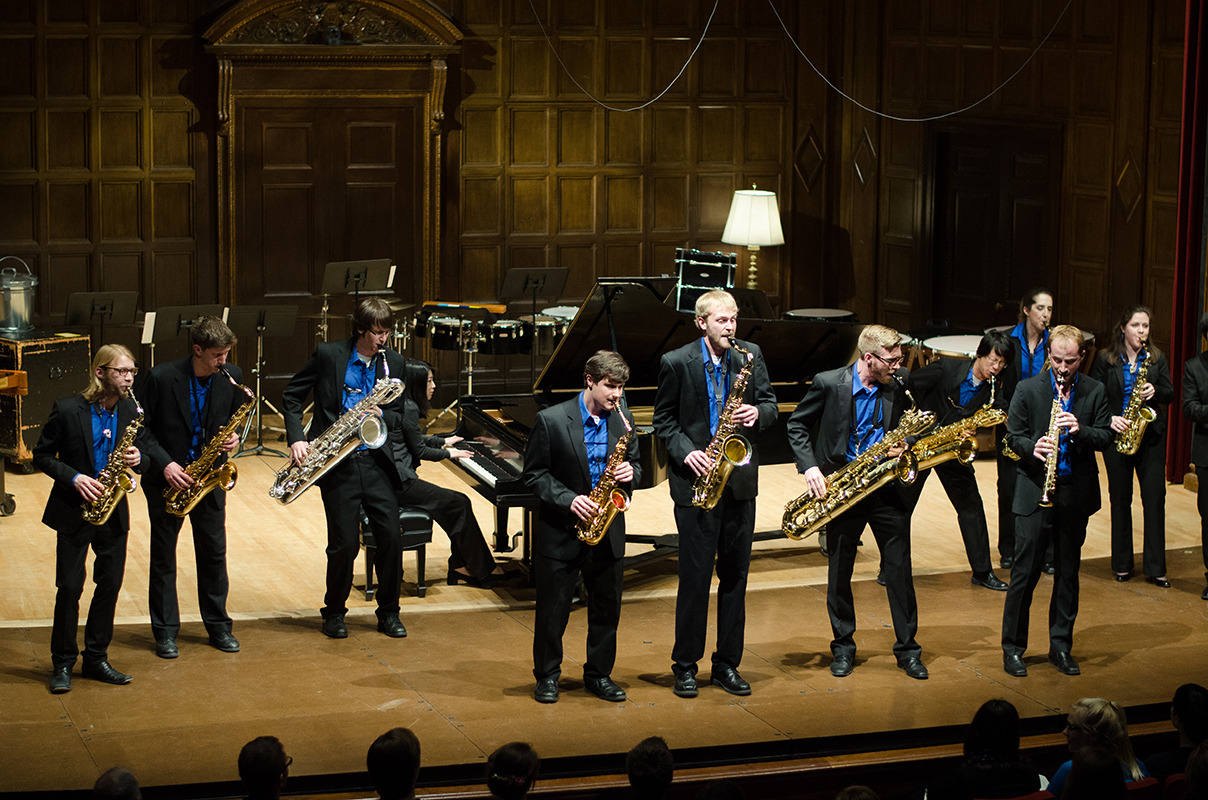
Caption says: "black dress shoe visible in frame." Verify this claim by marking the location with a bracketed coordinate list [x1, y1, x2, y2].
[898, 656, 929, 680]
[82, 660, 132, 685]
[155, 637, 179, 659]
[876, 570, 886, 586]
[830, 654, 854, 677]
[711, 666, 751, 696]
[673, 672, 698, 698]
[1202, 586, 1207, 601]
[322, 615, 348, 639]
[1000, 556, 1014, 569]
[491, 566, 524, 583]
[209, 631, 240, 652]
[377, 615, 408, 638]
[585, 676, 627, 702]
[1003, 654, 1028, 677]
[447, 569, 492, 590]
[1146, 576, 1171, 588]
[1115, 572, 1132, 582]
[49, 667, 72, 694]
[534, 677, 559, 703]
[1043, 562, 1056, 575]
[971, 572, 1009, 591]
[1048, 650, 1080, 675]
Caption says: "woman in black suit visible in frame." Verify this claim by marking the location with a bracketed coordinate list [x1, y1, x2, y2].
[1090, 305, 1175, 587]
[394, 359, 517, 588]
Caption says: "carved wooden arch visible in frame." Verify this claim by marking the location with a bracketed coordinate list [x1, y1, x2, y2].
[203, 0, 462, 305]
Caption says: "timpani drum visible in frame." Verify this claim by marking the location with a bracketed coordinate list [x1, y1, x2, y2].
[784, 308, 858, 322]
[543, 305, 579, 323]
[478, 319, 525, 355]
[429, 315, 471, 351]
[520, 314, 566, 357]
[922, 334, 983, 362]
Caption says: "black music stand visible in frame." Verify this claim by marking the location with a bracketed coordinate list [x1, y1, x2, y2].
[499, 267, 568, 388]
[142, 304, 225, 367]
[428, 303, 494, 425]
[227, 305, 297, 459]
[65, 292, 139, 346]
[318, 259, 395, 339]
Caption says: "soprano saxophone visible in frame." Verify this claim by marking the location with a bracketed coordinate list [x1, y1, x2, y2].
[783, 385, 935, 541]
[163, 368, 257, 516]
[1115, 341, 1156, 455]
[574, 411, 634, 546]
[1038, 397, 1063, 507]
[82, 390, 144, 526]
[692, 339, 755, 511]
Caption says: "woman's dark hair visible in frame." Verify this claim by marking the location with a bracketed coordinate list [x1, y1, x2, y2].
[404, 359, 433, 414]
[487, 742, 539, 800]
[964, 699, 1021, 761]
[1061, 744, 1128, 800]
[1017, 286, 1053, 323]
[1101, 305, 1161, 365]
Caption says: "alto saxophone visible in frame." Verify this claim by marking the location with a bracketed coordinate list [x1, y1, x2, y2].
[1115, 342, 1156, 455]
[270, 363, 405, 504]
[1038, 397, 1063, 507]
[163, 368, 257, 517]
[82, 390, 144, 526]
[692, 339, 755, 511]
[574, 412, 634, 546]
[783, 387, 935, 541]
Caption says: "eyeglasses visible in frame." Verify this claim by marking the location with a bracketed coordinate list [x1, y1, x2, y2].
[869, 352, 903, 368]
[103, 367, 139, 377]
[285, 756, 293, 768]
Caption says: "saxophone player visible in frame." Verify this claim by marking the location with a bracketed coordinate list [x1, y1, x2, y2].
[1001, 325, 1111, 677]
[1090, 306, 1174, 587]
[282, 297, 409, 640]
[652, 291, 777, 698]
[903, 330, 1013, 591]
[136, 316, 246, 659]
[787, 325, 929, 680]
[34, 345, 147, 693]
[521, 350, 640, 704]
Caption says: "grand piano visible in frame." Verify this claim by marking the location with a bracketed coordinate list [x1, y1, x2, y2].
[446, 278, 864, 567]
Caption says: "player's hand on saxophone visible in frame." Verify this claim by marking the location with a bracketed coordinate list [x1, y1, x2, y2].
[684, 449, 710, 476]
[221, 432, 240, 453]
[1055, 410, 1079, 436]
[163, 461, 193, 489]
[289, 440, 310, 466]
[733, 403, 759, 427]
[73, 474, 105, 502]
[570, 494, 600, 521]
[1110, 415, 1130, 434]
[801, 466, 827, 499]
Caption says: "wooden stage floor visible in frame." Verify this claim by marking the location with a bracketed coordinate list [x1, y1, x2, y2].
[1, 452, 1206, 797]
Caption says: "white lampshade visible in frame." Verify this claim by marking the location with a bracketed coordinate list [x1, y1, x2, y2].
[721, 189, 785, 247]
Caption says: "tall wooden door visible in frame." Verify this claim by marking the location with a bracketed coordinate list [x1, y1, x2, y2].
[930, 127, 1062, 332]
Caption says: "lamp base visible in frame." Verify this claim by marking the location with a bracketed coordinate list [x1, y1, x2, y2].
[745, 246, 760, 291]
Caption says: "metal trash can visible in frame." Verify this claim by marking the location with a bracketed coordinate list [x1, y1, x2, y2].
[0, 257, 37, 333]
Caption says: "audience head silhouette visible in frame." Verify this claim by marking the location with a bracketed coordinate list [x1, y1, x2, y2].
[833, 787, 879, 800]
[696, 779, 746, 800]
[486, 742, 539, 800]
[627, 736, 674, 800]
[1065, 697, 1145, 781]
[965, 698, 1022, 761]
[1061, 745, 1128, 800]
[93, 767, 141, 800]
[238, 736, 290, 800]
[367, 727, 421, 800]
[1173, 683, 1208, 745]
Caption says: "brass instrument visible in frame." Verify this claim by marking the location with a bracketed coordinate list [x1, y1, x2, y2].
[912, 403, 1006, 472]
[163, 368, 257, 517]
[1038, 397, 1063, 507]
[1115, 341, 1156, 456]
[82, 390, 144, 526]
[574, 411, 634, 546]
[269, 364, 405, 505]
[782, 390, 935, 541]
[692, 338, 755, 511]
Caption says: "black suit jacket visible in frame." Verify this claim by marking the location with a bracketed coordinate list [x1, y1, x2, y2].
[1183, 352, 1208, 467]
[906, 356, 1005, 426]
[281, 339, 408, 485]
[652, 339, 778, 506]
[1005, 372, 1111, 516]
[390, 399, 449, 484]
[522, 395, 641, 561]
[135, 357, 249, 497]
[33, 394, 149, 532]
[1089, 349, 1175, 440]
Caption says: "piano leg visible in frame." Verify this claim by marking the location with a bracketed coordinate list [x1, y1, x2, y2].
[493, 506, 510, 553]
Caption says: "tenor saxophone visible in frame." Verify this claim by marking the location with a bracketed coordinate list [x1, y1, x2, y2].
[163, 368, 257, 516]
[912, 402, 1006, 472]
[782, 389, 935, 541]
[1115, 342, 1156, 455]
[692, 339, 755, 511]
[1038, 397, 1063, 507]
[574, 412, 634, 546]
[82, 390, 144, 526]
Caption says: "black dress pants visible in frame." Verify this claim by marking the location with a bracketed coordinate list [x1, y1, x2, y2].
[532, 543, 622, 682]
[913, 460, 993, 574]
[671, 495, 755, 676]
[1001, 480, 1087, 657]
[52, 518, 127, 670]
[995, 426, 1017, 560]
[318, 451, 400, 620]
[827, 489, 920, 662]
[397, 478, 494, 578]
[1196, 466, 1208, 583]
[147, 489, 231, 639]
[1102, 436, 1166, 577]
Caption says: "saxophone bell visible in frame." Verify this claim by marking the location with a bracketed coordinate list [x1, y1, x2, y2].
[357, 413, 388, 449]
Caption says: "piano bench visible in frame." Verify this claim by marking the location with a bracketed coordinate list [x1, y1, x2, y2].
[358, 507, 434, 600]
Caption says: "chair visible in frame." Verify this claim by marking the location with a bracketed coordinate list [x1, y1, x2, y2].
[1126, 777, 1161, 800]
[358, 506, 433, 599]
[1162, 773, 1187, 800]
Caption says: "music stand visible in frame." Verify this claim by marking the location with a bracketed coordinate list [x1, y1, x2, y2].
[143, 305, 225, 367]
[318, 259, 395, 340]
[227, 305, 298, 459]
[65, 291, 139, 346]
[498, 267, 569, 388]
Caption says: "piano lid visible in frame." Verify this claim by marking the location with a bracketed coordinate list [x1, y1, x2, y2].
[533, 280, 863, 394]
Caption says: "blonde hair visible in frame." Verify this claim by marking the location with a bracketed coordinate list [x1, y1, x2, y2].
[83, 344, 136, 402]
[857, 325, 901, 356]
[695, 290, 737, 320]
[1070, 697, 1144, 781]
[1049, 324, 1085, 353]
